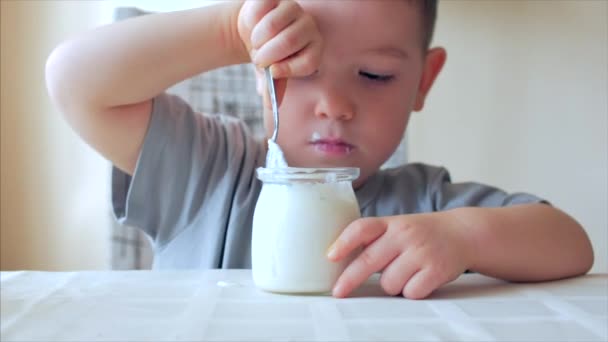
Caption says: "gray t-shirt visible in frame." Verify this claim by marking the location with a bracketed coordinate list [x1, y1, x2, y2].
[112, 93, 547, 269]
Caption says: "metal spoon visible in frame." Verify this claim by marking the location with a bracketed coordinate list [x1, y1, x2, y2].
[265, 67, 279, 142]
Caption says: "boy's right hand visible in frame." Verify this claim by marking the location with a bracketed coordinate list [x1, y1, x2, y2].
[237, 0, 322, 79]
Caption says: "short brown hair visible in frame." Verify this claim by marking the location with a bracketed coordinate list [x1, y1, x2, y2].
[410, 0, 438, 49]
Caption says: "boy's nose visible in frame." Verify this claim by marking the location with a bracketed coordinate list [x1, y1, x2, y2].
[313, 84, 355, 121]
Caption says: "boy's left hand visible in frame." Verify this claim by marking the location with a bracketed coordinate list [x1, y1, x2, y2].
[327, 212, 474, 299]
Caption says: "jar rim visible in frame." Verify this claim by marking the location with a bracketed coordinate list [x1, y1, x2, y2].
[256, 167, 360, 183]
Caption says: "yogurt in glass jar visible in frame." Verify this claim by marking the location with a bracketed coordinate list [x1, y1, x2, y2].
[252, 167, 361, 294]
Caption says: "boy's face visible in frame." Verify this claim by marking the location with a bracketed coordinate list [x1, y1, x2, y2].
[258, 0, 445, 187]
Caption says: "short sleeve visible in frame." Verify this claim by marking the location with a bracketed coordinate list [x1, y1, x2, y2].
[427, 166, 550, 211]
[111, 93, 263, 248]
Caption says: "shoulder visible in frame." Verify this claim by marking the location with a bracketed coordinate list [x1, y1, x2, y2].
[380, 162, 450, 186]
[358, 163, 450, 216]
[379, 162, 452, 202]
[152, 93, 261, 145]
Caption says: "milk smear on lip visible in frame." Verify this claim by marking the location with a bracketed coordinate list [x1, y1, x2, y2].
[253, 143, 360, 293]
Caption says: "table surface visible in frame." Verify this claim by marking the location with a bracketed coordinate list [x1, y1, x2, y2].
[1, 270, 606, 342]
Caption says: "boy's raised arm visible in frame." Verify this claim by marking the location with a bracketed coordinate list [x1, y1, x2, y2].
[45, 2, 248, 175]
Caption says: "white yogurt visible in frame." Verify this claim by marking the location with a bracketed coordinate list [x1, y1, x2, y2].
[266, 139, 288, 168]
[252, 168, 360, 293]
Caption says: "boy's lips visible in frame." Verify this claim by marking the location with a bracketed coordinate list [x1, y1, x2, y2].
[309, 138, 355, 156]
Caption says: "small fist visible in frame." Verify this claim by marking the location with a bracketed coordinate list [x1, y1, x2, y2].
[237, 0, 322, 79]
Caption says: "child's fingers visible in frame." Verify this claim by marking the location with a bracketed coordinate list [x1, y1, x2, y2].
[379, 253, 420, 296]
[239, 0, 280, 35]
[327, 218, 387, 262]
[250, 1, 300, 49]
[401, 268, 439, 299]
[270, 40, 321, 78]
[252, 15, 315, 68]
[332, 233, 399, 298]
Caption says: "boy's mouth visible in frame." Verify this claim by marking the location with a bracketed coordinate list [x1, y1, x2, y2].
[309, 138, 355, 156]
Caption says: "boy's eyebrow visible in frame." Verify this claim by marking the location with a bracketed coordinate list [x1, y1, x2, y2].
[365, 46, 410, 60]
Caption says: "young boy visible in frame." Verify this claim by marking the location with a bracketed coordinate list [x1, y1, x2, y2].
[45, 0, 593, 299]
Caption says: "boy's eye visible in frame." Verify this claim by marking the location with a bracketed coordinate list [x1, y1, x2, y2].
[359, 71, 394, 82]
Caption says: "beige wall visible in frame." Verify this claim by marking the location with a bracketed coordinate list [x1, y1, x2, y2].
[1, 1, 606, 272]
[410, 0, 607, 272]
[1, 1, 111, 270]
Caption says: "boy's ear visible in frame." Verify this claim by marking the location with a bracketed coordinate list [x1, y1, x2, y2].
[413, 47, 447, 111]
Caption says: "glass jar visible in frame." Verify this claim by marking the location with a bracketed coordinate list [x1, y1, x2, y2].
[252, 167, 360, 294]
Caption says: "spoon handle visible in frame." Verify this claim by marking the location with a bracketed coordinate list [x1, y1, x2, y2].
[265, 67, 279, 142]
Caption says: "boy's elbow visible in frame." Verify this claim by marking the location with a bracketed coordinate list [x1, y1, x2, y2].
[45, 44, 71, 115]
[567, 215, 594, 276]
[545, 205, 594, 277]
[45, 42, 89, 119]
[578, 231, 594, 275]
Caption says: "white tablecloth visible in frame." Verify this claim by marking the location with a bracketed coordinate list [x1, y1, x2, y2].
[1, 270, 606, 341]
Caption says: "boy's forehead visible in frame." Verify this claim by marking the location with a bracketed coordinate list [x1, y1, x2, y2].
[297, 0, 422, 51]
